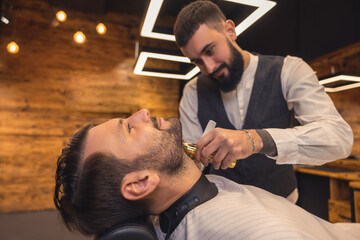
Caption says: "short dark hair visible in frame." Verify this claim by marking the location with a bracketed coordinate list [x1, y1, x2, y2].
[53, 124, 149, 236]
[174, 0, 226, 47]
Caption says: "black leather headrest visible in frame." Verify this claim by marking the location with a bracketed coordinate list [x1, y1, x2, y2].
[95, 217, 158, 240]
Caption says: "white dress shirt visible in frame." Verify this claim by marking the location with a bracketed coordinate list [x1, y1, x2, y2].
[179, 52, 353, 165]
[154, 175, 360, 240]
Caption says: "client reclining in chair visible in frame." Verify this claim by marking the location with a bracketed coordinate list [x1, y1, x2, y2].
[54, 109, 360, 240]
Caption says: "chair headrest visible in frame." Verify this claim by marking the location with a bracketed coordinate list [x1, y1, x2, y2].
[95, 216, 158, 240]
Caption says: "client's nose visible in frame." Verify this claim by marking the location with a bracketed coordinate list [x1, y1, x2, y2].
[135, 109, 150, 123]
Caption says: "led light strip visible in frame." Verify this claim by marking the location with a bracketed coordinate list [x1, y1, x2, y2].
[133, 51, 200, 79]
[227, 0, 276, 35]
[319, 75, 360, 92]
[141, 0, 276, 41]
[137, 0, 276, 79]
[141, 0, 173, 41]
[323, 83, 360, 92]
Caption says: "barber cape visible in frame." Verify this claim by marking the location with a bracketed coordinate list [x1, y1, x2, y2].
[153, 174, 360, 240]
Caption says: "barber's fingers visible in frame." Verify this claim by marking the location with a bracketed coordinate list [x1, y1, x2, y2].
[196, 128, 231, 168]
[221, 155, 236, 170]
[208, 137, 239, 170]
[211, 147, 228, 170]
[197, 143, 218, 167]
[199, 143, 236, 170]
[196, 128, 255, 168]
[195, 128, 231, 164]
[195, 129, 218, 162]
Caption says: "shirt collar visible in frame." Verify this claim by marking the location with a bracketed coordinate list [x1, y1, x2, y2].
[159, 174, 218, 238]
[240, 51, 258, 88]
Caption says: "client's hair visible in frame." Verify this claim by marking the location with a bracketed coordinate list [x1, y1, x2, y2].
[54, 124, 148, 235]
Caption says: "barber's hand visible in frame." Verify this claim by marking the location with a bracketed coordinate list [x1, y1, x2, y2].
[195, 128, 262, 170]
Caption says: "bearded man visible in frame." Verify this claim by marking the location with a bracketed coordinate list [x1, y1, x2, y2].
[174, 0, 353, 203]
[54, 109, 360, 240]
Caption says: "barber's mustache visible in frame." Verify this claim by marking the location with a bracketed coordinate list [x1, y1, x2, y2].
[210, 63, 228, 79]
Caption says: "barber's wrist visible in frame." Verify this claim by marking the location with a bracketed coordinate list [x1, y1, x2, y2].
[242, 129, 263, 154]
[255, 129, 278, 157]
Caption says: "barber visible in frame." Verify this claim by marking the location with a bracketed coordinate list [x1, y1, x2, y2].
[174, 1, 353, 203]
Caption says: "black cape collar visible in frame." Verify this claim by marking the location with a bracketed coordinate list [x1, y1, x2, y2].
[159, 174, 218, 239]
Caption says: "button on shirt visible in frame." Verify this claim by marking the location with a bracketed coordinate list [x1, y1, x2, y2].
[179, 52, 353, 165]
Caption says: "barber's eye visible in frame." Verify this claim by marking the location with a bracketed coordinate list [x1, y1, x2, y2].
[127, 124, 132, 133]
[206, 47, 214, 56]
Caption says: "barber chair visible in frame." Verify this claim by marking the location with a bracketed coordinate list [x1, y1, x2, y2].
[95, 216, 158, 240]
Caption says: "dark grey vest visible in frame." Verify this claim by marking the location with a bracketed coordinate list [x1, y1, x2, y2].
[197, 54, 297, 198]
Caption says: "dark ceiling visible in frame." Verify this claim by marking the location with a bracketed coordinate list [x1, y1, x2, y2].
[45, 0, 360, 61]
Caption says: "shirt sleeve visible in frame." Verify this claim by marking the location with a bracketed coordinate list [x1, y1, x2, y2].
[179, 78, 204, 144]
[265, 56, 353, 165]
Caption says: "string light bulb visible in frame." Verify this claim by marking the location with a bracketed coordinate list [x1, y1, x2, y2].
[7, 41, 19, 54]
[96, 23, 106, 35]
[56, 10, 67, 22]
[73, 31, 86, 44]
[1, 16, 9, 24]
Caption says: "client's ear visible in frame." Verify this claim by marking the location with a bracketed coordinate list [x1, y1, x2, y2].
[121, 170, 160, 201]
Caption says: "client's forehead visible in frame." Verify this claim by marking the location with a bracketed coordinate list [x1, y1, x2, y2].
[82, 118, 129, 160]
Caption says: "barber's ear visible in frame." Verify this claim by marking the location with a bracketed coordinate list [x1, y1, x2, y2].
[224, 20, 237, 41]
[121, 170, 160, 201]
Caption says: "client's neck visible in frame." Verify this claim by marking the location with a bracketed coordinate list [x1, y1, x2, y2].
[151, 155, 202, 214]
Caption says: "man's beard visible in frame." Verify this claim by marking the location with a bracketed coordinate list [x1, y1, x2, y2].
[134, 117, 184, 175]
[209, 39, 244, 92]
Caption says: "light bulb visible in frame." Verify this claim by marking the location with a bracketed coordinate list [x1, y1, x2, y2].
[96, 23, 106, 35]
[7, 41, 19, 54]
[1, 16, 9, 24]
[73, 31, 86, 44]
[56, 10, 67, 22]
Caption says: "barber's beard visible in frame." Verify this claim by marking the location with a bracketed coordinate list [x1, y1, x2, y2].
[210, 40, 244, 92]
[135, 117, 184, 175]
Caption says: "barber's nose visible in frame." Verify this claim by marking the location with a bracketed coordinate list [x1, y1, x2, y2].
[134, 109, 150, 123]
[203, 58, 216, 75]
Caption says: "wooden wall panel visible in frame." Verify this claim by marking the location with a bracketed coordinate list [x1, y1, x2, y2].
[0, 0, 180, 212]
[309, 42, 360, 77]
[309, 42, 360, 158]
[0, 135, 64, 212]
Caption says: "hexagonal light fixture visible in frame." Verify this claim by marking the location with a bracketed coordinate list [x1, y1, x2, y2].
[135, 0, 277, 79]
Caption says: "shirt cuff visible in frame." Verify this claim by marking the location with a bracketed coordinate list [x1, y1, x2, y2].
[264, 128, 299, 164]
[255, 129, 277, 157]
